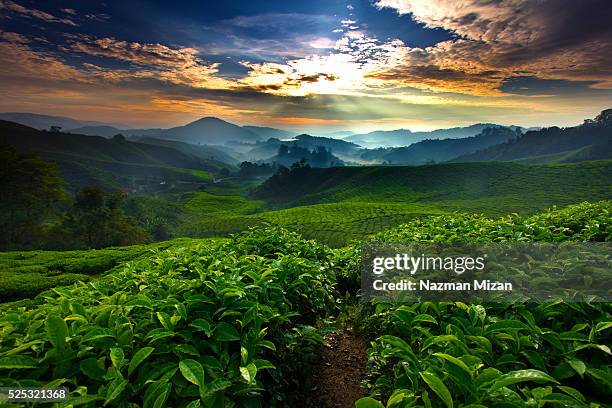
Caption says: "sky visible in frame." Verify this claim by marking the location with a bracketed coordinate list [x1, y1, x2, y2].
[1, 0, 611, 132]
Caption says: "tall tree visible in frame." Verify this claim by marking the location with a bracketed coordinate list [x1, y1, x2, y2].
[0, 146, 66, 249]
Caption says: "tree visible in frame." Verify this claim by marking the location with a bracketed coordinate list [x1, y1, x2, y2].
[64, 186, 148, 248]
[278, 144, 289, 156]
[0, 146, 66, 249]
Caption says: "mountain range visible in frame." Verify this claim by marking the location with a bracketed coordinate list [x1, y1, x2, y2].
[0, 112, 130, 131]
[344, 124, 524, 148]
[2, 110, 609, 169]
[361, 126, 521, 165]
[453, 109, 612, 164]
[0, 121, 236, 191]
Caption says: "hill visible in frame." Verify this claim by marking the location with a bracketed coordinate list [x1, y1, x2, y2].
[361, 126, 521, 164]
[0, 112, 129, 131]
[242, 125, 295, 140]
[253, 160, 612, 213]
[344, 129, 413, 148]
[345, 124, 518, 148]
[126, 117, 263, 145]
[236, 134, 361, 162]
[133, 137, 239, 166]
[68, 125, 127, 137]
[454, 109, 612, 163]
[0, 121, 232, 190]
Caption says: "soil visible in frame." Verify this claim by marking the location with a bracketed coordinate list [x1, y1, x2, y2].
[300, 328, 368, 408]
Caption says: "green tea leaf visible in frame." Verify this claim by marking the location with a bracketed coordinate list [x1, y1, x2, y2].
[179, 359, 205, 388]
[105, 378, 128, 405]
[433, 353, 472, 378]
[420, 371, 453, 408]
[0, 355, 38, 369]
[490, 369, 558, 391]
[486, 320, 528, 333]
[110, 348, 125, 370]
[128, 346, 155, 377]
[239, 362, 257, 384]
[354, 397, 385, 408]
[213, 322, 240, 341]
[45, 315, 67, 351]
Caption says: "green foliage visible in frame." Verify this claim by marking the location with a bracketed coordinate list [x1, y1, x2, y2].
[356, 201, 612, 407]
[0, 145, 66, 250]
[253, 161, 612, 216]
[372, 201, 611, 243]
[0, 239, 198, 301]
[180, 201, 443, 247]
[0, 228, 336, 407]
[54, 187, 149, 249]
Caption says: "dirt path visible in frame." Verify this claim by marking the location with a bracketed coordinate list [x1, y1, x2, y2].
[301, 328, 368, 408]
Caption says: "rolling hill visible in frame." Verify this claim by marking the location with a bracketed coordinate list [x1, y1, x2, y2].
[132, 137, 239, 166]
[453, 109, 612, 163]
[242, 125, 295, 140]
[253, 160, 612, 214]
[344, 124, 518, 148]
[360, 126, 521, 164]
[0, 121, 234, 190]
[0, 112, 129, 131]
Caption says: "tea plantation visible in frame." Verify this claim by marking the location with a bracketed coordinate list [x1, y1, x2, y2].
[0, 201, 610, 407]
[175, 161, 612, 247]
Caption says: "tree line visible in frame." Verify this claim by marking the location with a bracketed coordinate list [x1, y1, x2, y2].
[0, 146, 149, 250]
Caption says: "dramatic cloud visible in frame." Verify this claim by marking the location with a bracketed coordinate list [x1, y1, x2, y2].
[0, 0, 78, 26]
[70, 36, 231, 89]
[374, 0, 612, 91]
[1, 1, 610, 129]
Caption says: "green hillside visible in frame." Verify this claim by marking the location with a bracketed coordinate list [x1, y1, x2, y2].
[453, 109, 612, 163]
[254, 161, 612, 212]
[361, 126, 519, 165]
[0, 121, 232, 190]
[168, 161, 611, 246]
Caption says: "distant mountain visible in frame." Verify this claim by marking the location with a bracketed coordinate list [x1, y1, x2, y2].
[0, 120, 234, 191]
[361, 127, 521, 165]
[134, 137, 239, 165]
[317, 130, 356, 138]
[0, 112, 129, 131]
[453, 109, 612, 163]
[345, 124, 519, 148]
[241, 133, 362, 161]
[69, 125, 125, 138]
[344, 129, 413, 148]
[243, 126, 295, 140]
[293, 134, 361, 155]
[265, 144, 344, 168]
[130, 117, 263, 145]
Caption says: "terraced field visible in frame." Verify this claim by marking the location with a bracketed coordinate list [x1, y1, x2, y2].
[176, 161, 612, 246]
[0, 239, 207, 303]
[179, 201, 445, 247]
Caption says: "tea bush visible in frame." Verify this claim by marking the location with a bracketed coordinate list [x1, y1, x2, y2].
[0, 239, 200, 301]
[356, 201, 612, 407]
[0, 228, 337, 407]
